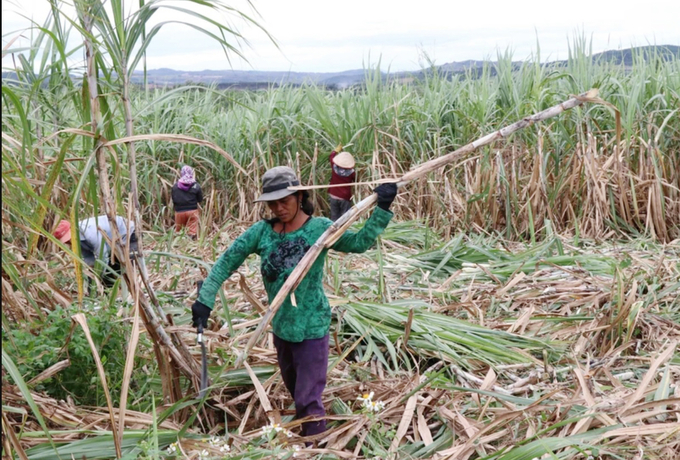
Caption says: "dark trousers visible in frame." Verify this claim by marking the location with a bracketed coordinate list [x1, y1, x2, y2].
[86, 261, 122, 295]
[85, 232, 139, 291]
[330, 197, 352, 221]
[273, 334, 329, 437]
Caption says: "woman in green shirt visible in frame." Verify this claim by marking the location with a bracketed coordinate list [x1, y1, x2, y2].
[191, 166, 397, 440]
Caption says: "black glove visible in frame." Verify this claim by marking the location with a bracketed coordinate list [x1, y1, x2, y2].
[192, 300, 212, 328]
[374, 183, 398, 211]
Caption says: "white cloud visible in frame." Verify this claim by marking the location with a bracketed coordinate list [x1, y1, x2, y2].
[3, 0, 679, 73]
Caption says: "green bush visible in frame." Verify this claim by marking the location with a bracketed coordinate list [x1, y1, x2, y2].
[3, 302, 137, 407]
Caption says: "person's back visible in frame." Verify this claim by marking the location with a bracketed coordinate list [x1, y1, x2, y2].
[78, 215, 137, 267]
[53, 214, 136, 291]
[172, 165, 203, 237]
[171, 182, 203, 212]
[78, 215, 134, 265]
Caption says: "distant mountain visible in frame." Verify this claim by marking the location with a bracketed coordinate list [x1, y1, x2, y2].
[436, 59, 489, 73]
[405, 45, 680, 81]
[3, 46, 677, 90]
[590, 45, 679, 66]
[128, 45, 677, 89]
[130, 67, 369, 89]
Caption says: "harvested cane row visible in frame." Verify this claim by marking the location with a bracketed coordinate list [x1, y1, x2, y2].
[3, 222, 677, 459]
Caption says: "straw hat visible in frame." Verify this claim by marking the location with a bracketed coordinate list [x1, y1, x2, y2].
[333, 151, 355, 169]
[254, 166, 302, 202]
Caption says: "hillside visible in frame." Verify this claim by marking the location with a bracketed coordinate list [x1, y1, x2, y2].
[125, 45, 679, 89]
[407, 45, 680, 81]
[2, 45, 677, 90]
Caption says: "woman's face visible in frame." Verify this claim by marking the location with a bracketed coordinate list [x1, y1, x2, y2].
[267, 193, 300, 223]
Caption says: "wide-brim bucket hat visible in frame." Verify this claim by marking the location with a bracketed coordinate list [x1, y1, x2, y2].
[254, 166, 303, 202]
[334, 151, 355, 169]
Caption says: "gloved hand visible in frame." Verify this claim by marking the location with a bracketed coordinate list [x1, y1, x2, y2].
[335, 143, 343, 153]
[374, 183, 398, 211]
[192, 300, 212, 328]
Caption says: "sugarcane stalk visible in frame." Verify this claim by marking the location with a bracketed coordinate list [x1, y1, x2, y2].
[77, 5, 123, 457]
[234, 89, 604, 368]
[105, 134, 249, 176]
[77, 1, 203, 405]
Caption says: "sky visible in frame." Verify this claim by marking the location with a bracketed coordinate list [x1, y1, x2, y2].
[2, 0, 680, 73]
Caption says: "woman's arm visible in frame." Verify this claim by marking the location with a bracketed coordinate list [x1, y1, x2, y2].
[331, 184, 397, 253]
[197, 221, 265, 308]
[330, 207, 392, 254]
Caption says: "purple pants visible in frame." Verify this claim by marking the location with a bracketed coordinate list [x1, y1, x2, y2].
[273, 334, 329, 437]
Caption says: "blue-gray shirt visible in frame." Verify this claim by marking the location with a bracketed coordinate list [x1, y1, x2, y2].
[78, 216, 134, 266]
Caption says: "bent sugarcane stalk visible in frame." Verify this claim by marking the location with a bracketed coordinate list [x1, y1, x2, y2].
[235, 89, 605, 368]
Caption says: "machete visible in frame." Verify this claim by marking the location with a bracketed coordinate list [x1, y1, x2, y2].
[196, 280, 208, 399]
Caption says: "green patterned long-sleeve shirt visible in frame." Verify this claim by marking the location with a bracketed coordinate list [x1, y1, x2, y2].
[198, 207, 393, 342]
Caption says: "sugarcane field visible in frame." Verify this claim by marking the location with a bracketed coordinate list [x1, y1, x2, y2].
[1, 1, 679, 459]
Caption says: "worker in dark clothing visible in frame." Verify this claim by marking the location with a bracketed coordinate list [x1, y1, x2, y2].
[191, 165, 397, 442]
[328, 146, 356, 221]
[171, 165, 203, 239]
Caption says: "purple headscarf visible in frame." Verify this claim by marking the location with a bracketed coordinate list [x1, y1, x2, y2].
[177, 165, 196, 191]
